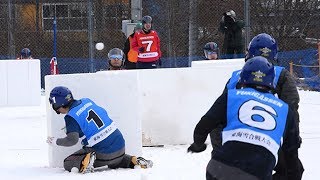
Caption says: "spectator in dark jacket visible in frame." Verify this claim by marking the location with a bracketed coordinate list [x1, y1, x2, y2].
[218, 10, 245, 59]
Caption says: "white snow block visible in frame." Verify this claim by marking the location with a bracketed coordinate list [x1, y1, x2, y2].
[191, 58, 245, 69]
[0, 59, 41, 106]
[138, 65, 241, 145]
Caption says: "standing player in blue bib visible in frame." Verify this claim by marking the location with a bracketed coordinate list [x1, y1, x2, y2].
[188, 56, 302, 180]
[46, 86, 153, 173]
[208, 33, 304, 179]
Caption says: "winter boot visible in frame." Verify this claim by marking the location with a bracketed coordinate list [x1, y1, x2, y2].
[131, 156, 153, 168]
[80, 152, 95, 173]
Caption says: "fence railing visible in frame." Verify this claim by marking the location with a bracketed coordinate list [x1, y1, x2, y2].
[1, 0, 320, 90]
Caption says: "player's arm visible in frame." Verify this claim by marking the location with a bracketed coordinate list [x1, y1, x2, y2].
[131, 33, 140, 52]
[276, 69, 300, 109]
[123, 37, 130, 57]
[281, 108, 304, 180]
[193, 91, 227, 145]
[218, 14, 227, 33]
[56, 115, 81, 147]
[156, 32, 162, 58]
[277, 69, 301, 145]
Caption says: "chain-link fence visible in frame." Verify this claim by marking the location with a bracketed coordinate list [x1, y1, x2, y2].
[1, 0, 320, 90]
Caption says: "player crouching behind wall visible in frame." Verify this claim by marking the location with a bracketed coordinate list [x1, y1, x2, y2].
[46, 86, 153, 173]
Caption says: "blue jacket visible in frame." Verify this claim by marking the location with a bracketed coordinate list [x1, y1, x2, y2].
[65, 98, 125, 154]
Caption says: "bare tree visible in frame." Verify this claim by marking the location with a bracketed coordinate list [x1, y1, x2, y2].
[251, 0, 320, 51]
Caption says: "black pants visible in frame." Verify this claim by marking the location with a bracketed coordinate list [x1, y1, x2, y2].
[124, 61, 136, 69]
[64, 147, 134, 171]
[136, 60, 159, 69]
[206, 159, 259, 180]
[223, 46, 244, 59]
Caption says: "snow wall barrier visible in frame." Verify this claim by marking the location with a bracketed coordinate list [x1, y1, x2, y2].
[0, 59, 41, 107]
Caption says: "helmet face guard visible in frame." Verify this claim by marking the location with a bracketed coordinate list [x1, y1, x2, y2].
[109, 54, 123, 60]
[50, 103, 61, 114]
[49, 97, 61, 110]
[49, 97, 62, 114]
[49, 86, 73, 114]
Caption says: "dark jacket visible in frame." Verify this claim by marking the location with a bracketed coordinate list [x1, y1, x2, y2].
[218, 16, 244, 51]
[123, 33, 134, 62]
[275, 69, 300, 117]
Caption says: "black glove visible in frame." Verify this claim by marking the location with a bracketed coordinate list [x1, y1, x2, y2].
[138, 47, 145, 53]
[187, 143, 207, 153]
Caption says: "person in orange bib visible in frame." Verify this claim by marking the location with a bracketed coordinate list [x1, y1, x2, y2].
[132, 16, 162, 69]
[123, 22, 143, 69]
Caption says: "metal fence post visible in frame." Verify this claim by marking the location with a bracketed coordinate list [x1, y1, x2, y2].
[318, 42, 320, 75]
[289, 62, 293, 75]
[88, 0, 95, 73]
[53, 16, 57, 58]
[244, 0, 250, 50]
[131, 0, 142, 22]
[7, 0, 15, 59]
[188, 0, 197, 66]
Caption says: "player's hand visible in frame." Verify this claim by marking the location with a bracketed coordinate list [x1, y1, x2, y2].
[81, 139, 88, 146]
[187, 143, 207, 153]
[46, 136, 56, 145]
[221, 15, 225, 23]
[138, 47, 145, 53]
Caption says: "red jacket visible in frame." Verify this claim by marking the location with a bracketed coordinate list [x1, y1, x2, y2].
[132, 30, 162, 62]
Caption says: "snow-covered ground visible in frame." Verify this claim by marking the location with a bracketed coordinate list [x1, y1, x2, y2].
[0, 90, 319, 180]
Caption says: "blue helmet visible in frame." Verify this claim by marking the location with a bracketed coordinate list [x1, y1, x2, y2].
[49, 86, 73, 113]
[20, 48, 31, 59]
[239, 56, 275, 90]
[204, 42, 219, 59]
[247, 33, 278, 64]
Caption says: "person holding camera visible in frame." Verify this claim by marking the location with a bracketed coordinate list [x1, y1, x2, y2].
[218, 10, 245, 59]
